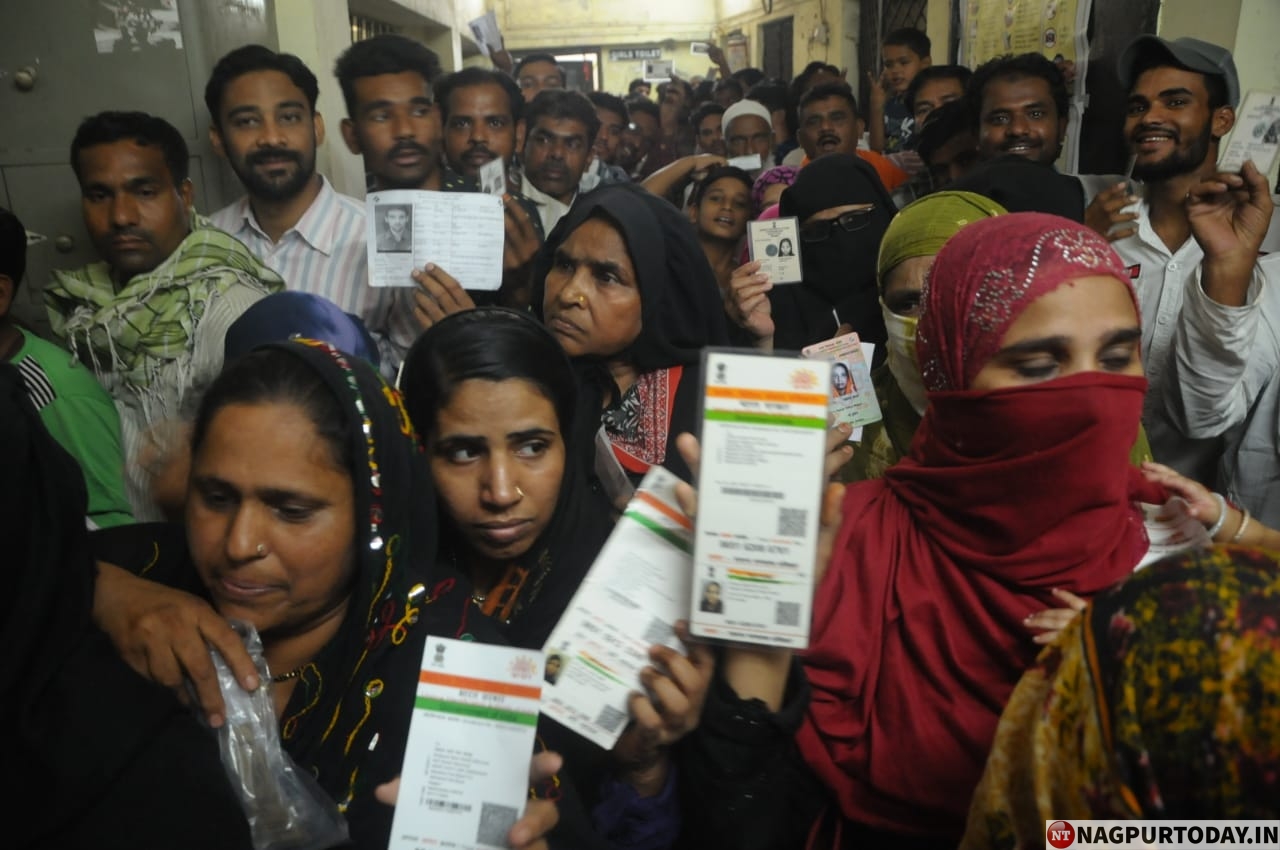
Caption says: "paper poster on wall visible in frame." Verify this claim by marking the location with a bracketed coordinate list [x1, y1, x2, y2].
[960, 0, 1091, 174]
[94, 0, 183, 54]
[725, 35, 749, 74]
[643, 59, 674, 82]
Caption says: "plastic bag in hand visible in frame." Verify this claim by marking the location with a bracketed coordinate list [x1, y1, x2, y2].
[207, 620, 350, 850]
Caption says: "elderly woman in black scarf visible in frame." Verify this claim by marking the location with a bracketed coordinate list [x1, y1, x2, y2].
[726, 153, 896, 355]
[532, 183, 730, 489]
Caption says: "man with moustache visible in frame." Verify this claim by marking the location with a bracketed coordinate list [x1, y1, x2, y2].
[436, 67, 524, 183]
[46, 111, 282, 519]
[205, 45, 396, 366]
[969, 52, 1129, 229]
[334, 36, 542, 334]
[793, 83, 909, 192]
[1111, 36, 1276, 488]
[582, 91, 631, 190]
[518, 89, 598, 236]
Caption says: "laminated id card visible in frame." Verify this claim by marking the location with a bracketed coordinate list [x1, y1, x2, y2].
[389, 637, 542, 850]
[801, 331, 883, 433]
[690, 349, 830, 649]
[540, 466, 693, 749]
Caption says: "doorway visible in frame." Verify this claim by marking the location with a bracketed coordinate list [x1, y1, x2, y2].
[761, 17, 793, 81]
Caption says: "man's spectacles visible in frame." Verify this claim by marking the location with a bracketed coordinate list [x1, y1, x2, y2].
[799, 208, 874, 242]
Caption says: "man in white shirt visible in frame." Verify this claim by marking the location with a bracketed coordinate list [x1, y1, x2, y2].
[1112, 35, 1275, 488]
[519, 89, 598, 236]
[204, 45, 395, 371]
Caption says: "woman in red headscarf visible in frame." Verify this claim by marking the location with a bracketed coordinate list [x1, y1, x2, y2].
[676, 212, 1186, 850]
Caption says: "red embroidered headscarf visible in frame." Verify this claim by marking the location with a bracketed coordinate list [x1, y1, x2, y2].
[796, 213, 1166, 841]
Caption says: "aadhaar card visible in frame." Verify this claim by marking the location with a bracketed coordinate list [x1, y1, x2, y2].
[540, 467, 693, 749]
[389, 637, 543, 850]
[801, 331, 883, 433]
[690, 349, 831, 649]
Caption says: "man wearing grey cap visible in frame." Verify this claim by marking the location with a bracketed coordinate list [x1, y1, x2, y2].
[1112, 35, 1276, 501]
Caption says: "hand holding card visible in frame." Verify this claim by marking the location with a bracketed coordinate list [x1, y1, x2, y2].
[747, 217, 803, 285]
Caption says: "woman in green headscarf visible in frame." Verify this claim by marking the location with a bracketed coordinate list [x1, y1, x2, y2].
[844, 189, 1154, 482]
[844, 190, 1007, 482]
[962, 545, 1280, 850]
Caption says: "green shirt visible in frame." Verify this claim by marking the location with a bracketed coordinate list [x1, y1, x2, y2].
[14, 328, 133, 528]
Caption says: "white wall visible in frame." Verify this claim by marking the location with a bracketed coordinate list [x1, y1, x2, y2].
[275, 0, 366, 197]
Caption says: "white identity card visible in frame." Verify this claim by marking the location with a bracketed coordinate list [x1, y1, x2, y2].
[748, 217, 803, 284]
[367, 190, 505, 291]
[726, 153, 762, 171]
[643, 59, 673, 82]
[478, 157, 507, 197]
[389, 636, 542, 850]
[540, 466, 693, 749]
[1219, 90, 1280, 176]
[467, 10, 503, 58]
[801, 332, 883, 434]
[691, 349, 830, 649]
[1136, 497, 1212, 570]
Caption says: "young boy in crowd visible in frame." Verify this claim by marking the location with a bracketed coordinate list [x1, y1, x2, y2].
[868, 27, 931, 153]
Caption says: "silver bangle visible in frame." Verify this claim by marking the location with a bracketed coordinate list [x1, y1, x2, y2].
[1206, 492, 1229, 539]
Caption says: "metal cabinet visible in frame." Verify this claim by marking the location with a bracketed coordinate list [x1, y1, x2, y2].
[1, 0, 277, 337]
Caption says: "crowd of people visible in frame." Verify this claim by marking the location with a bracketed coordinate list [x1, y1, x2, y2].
[5, 21, 1280, 850]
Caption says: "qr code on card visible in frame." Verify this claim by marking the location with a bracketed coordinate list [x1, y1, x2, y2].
[595, 703, 629, 733]
[475, 802, 518, 847]
[777, 507, 806, 537]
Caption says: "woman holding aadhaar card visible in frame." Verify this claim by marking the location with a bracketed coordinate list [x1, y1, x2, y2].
[86, 340, 562, 850]
[398, 306, 716, 849]
[672, 213, 1262, 850]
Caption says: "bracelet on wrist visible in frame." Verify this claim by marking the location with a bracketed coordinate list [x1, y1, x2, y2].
[1205, 492, 1229, 539]
[1230, 508, 1252, 544]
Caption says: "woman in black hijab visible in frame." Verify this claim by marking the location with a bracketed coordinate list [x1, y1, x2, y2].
[400, 307, 613, 650]
[532, 183, 730, 488]
[728, 153, 896, 355]
[88, 341, 561, 850]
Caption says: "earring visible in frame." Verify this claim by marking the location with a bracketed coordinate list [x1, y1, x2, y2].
[256, 543, 268, 557]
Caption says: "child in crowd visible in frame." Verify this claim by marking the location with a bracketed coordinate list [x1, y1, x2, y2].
[868, 27, 931, 153]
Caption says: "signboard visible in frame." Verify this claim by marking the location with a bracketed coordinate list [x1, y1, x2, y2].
[608, 47, 662, 61]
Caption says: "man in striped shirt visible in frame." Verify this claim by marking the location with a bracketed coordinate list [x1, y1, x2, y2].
[205, 45, 400, 374]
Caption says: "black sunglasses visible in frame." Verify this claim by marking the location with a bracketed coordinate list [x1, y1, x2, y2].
[799, 207, 875, 242]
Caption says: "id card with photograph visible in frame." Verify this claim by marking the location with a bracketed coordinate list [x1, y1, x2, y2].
[801, 331, 883, 433]
[366, 190, 505, 290]
[1219, 90, 1280, 176]
[389, 637, 542, 850]
[748, 217, 803, 284]
[540, 467, 693, 749]
[690, 349, 830, 649]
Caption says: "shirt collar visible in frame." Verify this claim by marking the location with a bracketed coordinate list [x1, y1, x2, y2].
[520, 173, 574, 209]
[236, 176, 339, 256]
